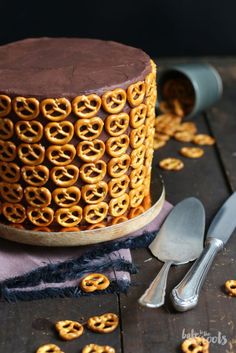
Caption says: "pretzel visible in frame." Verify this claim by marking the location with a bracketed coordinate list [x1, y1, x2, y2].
[130, 104, 147, 128]
[45, 121, 74, 145]
[82, 344, 115, 353]
[145, 151, 154, 174]
[0, 95, 11, 118]
[22, 165, 49, 186]
[130, 125, 146, 149]
[15, 120, 43, 143]
[108, 154, 130, 178]
[154, 132, 169, 142]
[154, 139, 166, 150]
[180, 147, 204, 159]
[181, 337, 209, 353]
[109, 193, 129, 217]
[36, 344, 64, 353]
[0, 118, 14, 140]
[50, 165, 79, 187]
[33, 227, 51, 232]
[72, 94, 101, 118]
[60, 226, 80, 232]
[18, 143, 45, 165]
[193, 134, 215, 146]
[159, 158, 184, 171]
[111, 215, 128, 225]
[41, 98, 71, 121]
[174, 131, 194, 142]
[55, 206, 83, 227]
[145, 72, 156, 98]
[106, 134, 129, 157]
[80, 273, 110, 292]
[130, 165, 146, 189]
[127, 81, 146, 107]
[105, 113, 129, 136]
[0, 140, 17, 162]
[129, 185, 145, 208]
[102, 88, 126, 114]
[75, 117, 104, 141]
[130, 145, 146, 168]
[77, 139, 105, 162]
[129, 205, 145, 219]
[27, 207, 54, 226]
[24, 186, 51, 207]
[81, 181, 108, 204]
[55, 320, 84, 341]
[108, 175, 129, 198]
[0, 182, 23, 203]
[0, 162, 20, 183]
[47, 145, 76, 165]
[87, 313, 119, 333]
[176, 122, 197, 134]
[80, 160, 106, 184]
[13, 97, 40, 120]
[225, 280, 236, 296]
[2, 203, 26, 223]
[52, 186, 81, 207]
[87, 223, 106, 230]
[84, 202, 108, 224]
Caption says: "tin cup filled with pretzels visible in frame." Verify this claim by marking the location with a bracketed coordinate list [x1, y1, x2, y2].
[157, 63, 223, 118]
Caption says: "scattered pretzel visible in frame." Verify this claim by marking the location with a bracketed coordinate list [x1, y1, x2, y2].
[15, 120, 43, 143]
[193, 134, 215, 146]
[82, 344, 115, 353]
[50, 165, 79, 187]
[81, 181, 108, 204]
[22, 165, 49, 186]
[77, 140, 105, 162]
[87, 313, 119, 333]
[181, 337, 209, 353]
[24, 186, 52, 207]
[84, 202, 108, 224]
[80, 160, 106, 184]
[55, 320, 84, 341]
[80, 273, 110, 293]
[55, 206, 83, 227]
[154, 139, 166, 150]
[225, 280, 236, 296]
[159, 158, 184, 171]
[2, 203, 26, 223]
[13, 97, 40, 120]
[106, 134, 129, 157]
[130, 145, 145, 168]
[0, 118, 14, 140]
[0, 162, 20, 183]
[105, 113, 129, 136]
[130, 125, 146, 149]
[176, 122, 197, 134]
[47, 145, 76, 166]
[27, 207, 54, 226]
[102, 88, 126, 114]
[0, 182, 23, 203]
[52, 186, 81, 207]
[36, 343, 64, 353]
[127, 81, 146, 107]
[18, 143, 45, 165]
[180, 147, 204, 159]
[75, 117, 104, 141]
[174, 131, 194, 142]
[41, 98, 71, 121]
[129, 185, 145, 208]
[72, 94, 101, 118]
[108, 154, 130, 178]
[109, 193, 129, 217]
[0, 95, 11, 117]
[130, 104, 147, 128]
[0, 140, 17, 162]
[45, 121, 74, 145]
[108, 175, 130, 198]
[154, 132, 170, 142]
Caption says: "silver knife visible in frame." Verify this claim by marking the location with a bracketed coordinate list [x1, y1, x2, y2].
[171, 192, 236, 312]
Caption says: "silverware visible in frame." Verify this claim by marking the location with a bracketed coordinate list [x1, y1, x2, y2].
[138, 198, 205, 308]
[171, 192, 236, 312]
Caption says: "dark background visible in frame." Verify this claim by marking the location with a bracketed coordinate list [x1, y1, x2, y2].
[0, 0, 235, 57]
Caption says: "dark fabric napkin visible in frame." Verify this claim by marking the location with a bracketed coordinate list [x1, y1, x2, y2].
[0, 202, 172, 301]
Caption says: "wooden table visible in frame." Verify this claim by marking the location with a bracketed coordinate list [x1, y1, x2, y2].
[1, 59, 236, 353]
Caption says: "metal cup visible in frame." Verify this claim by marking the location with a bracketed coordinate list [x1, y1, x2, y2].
[157, 63, 223, 118]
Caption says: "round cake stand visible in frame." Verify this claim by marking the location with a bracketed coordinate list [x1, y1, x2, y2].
[0, 175, 165, 247]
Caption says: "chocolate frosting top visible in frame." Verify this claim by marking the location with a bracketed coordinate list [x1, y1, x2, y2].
[0, 37, 151, 99]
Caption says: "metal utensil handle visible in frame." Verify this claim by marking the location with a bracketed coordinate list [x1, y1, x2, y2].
[171, 237, 223, 312]
[138, 260, 172, 308]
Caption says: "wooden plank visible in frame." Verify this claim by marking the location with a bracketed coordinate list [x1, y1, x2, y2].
[0, 295, 122, 353]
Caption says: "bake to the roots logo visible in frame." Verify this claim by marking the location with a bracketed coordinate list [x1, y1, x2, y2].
[182, 328, 227, 345]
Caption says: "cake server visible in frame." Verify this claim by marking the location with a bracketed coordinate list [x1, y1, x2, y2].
[139, 198, 205, 308]
[171, 192, 236, 312]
